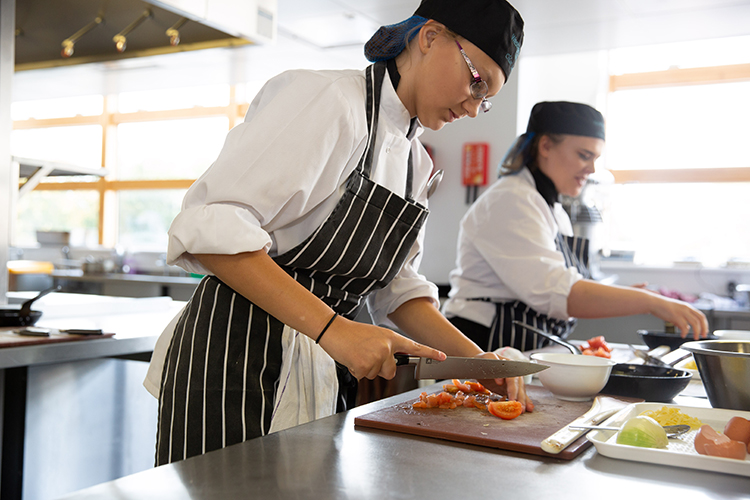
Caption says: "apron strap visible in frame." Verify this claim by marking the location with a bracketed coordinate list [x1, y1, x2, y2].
[360, 61, 416, 202]
[359, 62, 386, 179]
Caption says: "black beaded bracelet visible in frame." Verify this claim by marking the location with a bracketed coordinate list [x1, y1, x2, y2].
[315, 312, 338, 344]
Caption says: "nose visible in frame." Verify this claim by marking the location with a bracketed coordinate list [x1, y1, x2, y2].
[463, 98, 481, 118]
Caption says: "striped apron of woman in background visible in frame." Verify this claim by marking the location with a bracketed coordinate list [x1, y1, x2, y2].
[155, 61, 429, 465]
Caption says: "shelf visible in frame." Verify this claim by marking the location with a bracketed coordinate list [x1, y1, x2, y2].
[14, 156, 108, 197]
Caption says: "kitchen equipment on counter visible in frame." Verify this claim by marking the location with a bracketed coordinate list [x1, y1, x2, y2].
[681, 340, 750, 411]
[587, 403, 750, 477]
[354, 385, 640, 460]
[713, 330, 750, 341]
[569, 423, 690, 438]
[638, 329, 717, 350]
[0, 285, 61, 327]
[529, 352, 617, 401]
[513, 320, 582, 354]
[601, 363, 693, 402]
[629, 345, 672, 367]
[394, 354, 548, 380]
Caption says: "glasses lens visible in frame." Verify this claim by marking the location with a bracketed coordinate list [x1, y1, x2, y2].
[470, 80, 489, 100]
[480, 99, 492, 113]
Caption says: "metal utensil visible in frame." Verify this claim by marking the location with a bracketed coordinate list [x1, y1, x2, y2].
[513, 321, 582, 354]
[569, 423, 691, 438]
[394, 354, 548, 380]
[18, 285, 61, 317]
[629, 345, 671, 367]
[426, 169, 444, 199]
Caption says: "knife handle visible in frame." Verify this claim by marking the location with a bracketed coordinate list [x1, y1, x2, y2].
[394, 354, 419, 366]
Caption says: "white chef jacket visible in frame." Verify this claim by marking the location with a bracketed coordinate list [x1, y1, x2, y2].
[442, 167, 583, 327]
[167, 67, 439, 326]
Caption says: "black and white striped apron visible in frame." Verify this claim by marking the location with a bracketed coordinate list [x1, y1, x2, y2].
[479, 233, 590, 352]
[156, 61, 429, 465]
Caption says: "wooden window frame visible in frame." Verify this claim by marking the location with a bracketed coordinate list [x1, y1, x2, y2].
[608, 63, 750, 184]
[13, 89, 249, 246]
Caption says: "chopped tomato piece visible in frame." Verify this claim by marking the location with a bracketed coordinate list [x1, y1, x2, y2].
[466, 381, 490, 394]
[582, 335, 612, 353]
[452, 379, 472, 393]
[488, 400, 523, 420]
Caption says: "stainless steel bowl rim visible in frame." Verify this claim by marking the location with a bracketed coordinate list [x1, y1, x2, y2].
[681, 340, 750, 358]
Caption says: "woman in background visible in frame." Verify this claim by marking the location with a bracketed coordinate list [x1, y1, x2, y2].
[443, 101, 708, 352]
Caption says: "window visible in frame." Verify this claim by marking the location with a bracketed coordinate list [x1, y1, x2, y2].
[599, 37, 750, 267]
[12, 86, 246, 250]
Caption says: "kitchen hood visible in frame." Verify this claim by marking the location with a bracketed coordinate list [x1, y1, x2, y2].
[14, 0, 276, 71]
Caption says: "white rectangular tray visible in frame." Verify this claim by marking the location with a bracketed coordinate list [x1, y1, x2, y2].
[587, 403, 750, 477]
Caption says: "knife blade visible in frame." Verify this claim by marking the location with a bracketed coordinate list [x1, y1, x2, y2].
[394, 354, 548, 380]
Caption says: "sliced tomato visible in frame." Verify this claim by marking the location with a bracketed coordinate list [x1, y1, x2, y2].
[487, 400, 523, 420]
[452, 379, 472, 393]
[436, 391, 453, 405]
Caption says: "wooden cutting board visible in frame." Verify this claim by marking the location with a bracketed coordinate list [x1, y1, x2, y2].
[354, 385, 641, 460]
[0, 328, 114, 348]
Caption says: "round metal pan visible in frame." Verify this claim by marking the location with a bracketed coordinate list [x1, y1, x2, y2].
[601, 363, 692, 402]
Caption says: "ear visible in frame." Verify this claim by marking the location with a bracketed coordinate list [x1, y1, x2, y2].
[417, 21, 444, 55]
[537, 135, 553, 160]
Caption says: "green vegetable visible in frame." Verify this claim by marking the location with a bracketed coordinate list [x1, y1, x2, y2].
[616, 416, 668, 449]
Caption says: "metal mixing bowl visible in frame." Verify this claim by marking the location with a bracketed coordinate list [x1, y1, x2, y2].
[681, 340, 750, 411]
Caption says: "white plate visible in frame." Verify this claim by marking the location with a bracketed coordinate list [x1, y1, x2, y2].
[587, 403, 750, 477]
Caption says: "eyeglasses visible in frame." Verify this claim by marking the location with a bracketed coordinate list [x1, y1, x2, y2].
[455, 41, 492, 113]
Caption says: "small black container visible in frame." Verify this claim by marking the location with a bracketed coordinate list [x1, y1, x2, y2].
[601, 363, 692, 402]
[638, 330, 717, 351]
[0, 308, 43, 327]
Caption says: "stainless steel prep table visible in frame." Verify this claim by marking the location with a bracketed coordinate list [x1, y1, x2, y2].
[59, 386, 750, 499]
[0, 293, 185, 500]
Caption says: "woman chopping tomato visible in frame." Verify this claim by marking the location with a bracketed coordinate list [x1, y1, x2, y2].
[442, 101, 709, 352]
[145, 0, 530, 465]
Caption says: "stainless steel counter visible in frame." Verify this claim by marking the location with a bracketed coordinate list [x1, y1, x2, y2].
[59, 387, 750, 499]
[1, 293, 185, 500]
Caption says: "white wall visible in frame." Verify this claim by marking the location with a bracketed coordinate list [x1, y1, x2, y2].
[419, 71, 520, 284]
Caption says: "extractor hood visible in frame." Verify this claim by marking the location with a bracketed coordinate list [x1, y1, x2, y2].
[14, 0, 276, 71]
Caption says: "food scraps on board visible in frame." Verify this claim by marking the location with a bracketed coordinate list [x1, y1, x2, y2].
[412, 380, 524, 420]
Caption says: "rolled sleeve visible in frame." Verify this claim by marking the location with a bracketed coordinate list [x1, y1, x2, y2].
[167, 204, 272, 274]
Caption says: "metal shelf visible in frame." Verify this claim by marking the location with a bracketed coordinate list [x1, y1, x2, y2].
[14, 156, 108, 197]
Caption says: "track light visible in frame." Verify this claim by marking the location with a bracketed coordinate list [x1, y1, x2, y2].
[166, 17, 188, 46]
[60, 15, 104, 58]
[113, 9, 152, 53]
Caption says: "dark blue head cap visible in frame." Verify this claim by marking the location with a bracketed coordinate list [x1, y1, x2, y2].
[526, 101, 606, 140]
[365, 0, 524, 83]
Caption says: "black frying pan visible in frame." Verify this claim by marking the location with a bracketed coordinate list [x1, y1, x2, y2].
[0, 286, 60, 327]
[601, 363, 692, 402]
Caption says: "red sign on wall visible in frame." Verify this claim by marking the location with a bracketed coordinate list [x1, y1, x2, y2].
[462, 143, 489, 186]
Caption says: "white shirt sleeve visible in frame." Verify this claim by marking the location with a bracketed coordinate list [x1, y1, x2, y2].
[167, 69, 367, 274]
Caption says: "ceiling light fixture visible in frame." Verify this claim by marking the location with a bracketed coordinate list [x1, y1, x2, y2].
[60, 15, 104, 58]
[113, 9, 152, 53]
[166, 17, 188, 46]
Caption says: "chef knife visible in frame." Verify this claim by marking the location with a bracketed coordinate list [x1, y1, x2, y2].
[394, 354, 548, 380]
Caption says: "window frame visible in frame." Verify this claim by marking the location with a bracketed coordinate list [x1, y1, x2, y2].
[13, 89, 249, 247]
[607, 62, 750, 184]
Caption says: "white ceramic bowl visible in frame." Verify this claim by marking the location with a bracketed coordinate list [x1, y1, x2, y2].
[712, 330, 750, 341]
[530, 352, 617, 401]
